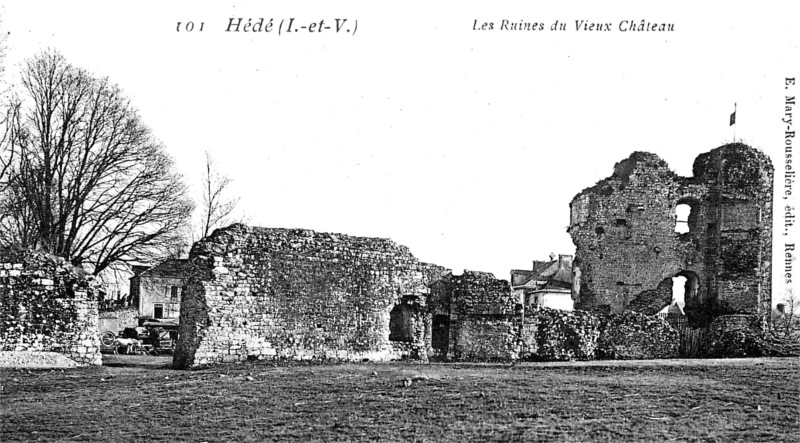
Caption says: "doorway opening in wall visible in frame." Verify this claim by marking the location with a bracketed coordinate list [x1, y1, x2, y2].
[661, 271, 699, 329]
[154, 303, 164, 319]
[389, 304, 414, 342]
[672, 271, 699, 303]
[432, 315, 450, 355]
[672, 275, 688, 306]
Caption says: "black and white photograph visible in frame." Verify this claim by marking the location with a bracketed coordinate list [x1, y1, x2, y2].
[0, 1, 798, 441]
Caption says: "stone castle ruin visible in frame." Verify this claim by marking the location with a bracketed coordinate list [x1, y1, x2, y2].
[0, 247, 102, 366]
[3, 143, 777, 367]
[173, 225, 447, 368]
[568, 143, 773, 325]
[172, 142, 779, 367]
[173, 224, 536, 367]
[172, 221, 687, 366]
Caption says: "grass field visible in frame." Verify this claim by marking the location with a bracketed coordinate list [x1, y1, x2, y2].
[1, 356, 798, 442]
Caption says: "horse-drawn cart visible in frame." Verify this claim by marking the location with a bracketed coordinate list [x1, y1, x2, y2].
[100, 331, 151, 355]
[100, 318, 178, 355]
[140, 319, 179, 354]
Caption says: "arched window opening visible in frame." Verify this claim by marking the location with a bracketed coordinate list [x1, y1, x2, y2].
[389, 304, 414, 342]
[675, 204, 691, 233]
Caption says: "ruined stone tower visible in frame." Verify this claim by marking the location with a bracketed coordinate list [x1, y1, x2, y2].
[568, 143, 773, 325]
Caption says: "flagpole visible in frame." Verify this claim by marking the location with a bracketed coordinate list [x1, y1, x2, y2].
[733, 103, 737, 142]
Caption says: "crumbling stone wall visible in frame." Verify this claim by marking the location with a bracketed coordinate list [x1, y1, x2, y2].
[429, 271, 519, 361]
[0, 247, 101, 366]
[519, 307, 678, 361]
[174, 225, 445, 368]
[569, 143, 773, 325]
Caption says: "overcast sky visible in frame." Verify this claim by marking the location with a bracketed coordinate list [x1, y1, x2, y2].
[3, 2, 797, 299]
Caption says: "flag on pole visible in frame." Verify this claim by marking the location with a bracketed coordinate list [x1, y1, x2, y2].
[730, 104, 736, 126]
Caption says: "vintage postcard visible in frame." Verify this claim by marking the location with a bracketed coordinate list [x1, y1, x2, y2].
[1, 1, 798, 441]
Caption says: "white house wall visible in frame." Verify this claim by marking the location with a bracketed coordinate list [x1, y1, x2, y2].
[139, 275, 183, 319]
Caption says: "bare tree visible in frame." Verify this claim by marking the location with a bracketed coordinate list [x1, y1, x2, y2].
[772, 294, 800, 341]
[0, 50, 193, 275]
[0, 8, 7, 87]
[196, 151, 239, 240]
[0, 13, 12, 184]
[0, 103, 17, 185]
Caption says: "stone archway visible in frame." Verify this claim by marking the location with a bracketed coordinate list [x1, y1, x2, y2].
[630, 270, 700, 317]
[387, 299, 429, 361]
[672, 270, 699, 305]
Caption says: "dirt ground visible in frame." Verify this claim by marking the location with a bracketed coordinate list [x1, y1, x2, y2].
[1, 356, 798, 442]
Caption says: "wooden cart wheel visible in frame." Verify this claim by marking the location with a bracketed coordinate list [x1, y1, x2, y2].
[101, 331, 116, 346]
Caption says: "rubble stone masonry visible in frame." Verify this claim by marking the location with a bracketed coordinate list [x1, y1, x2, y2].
[569, 143, 773, 325]
[173, 225, 446, 368]
[174, 224, 695, 366]
[0, 247, 101, 366]
[429, 271, 519, 361]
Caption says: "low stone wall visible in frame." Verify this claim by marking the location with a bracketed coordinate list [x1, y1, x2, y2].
[174, 225, 445, 368]
[0, 247, 101, 366]
[450, 315, 518, 361]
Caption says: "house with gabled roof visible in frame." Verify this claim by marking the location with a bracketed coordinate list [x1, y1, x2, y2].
[129, 259, 191, 321]
[511, 254, 574, 311]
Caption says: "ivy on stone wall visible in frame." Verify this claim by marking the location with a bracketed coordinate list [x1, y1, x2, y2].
[597, 311, 679, 360]
[703, 315, 800, 357]
[530, 307, 601, 361]
[522, 308, 681, 361]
